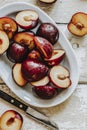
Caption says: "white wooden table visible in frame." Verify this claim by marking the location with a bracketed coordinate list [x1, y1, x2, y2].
[0, 0, 87, 130]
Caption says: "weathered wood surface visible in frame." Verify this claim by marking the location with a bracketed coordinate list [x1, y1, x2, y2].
[0, 1, 87, 130]
[1, 0, 87, 23]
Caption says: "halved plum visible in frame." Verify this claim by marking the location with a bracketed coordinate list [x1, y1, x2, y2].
[39, 0, 57, 4]
[0, 110, 23, 130]
[7, 42, 28, 63]
[12, 63, 28, 87]
[14, 32, 35, 50]
[49, 65, 71, 88]
[0, 30, 9, 55]
[16, 10, 39, 29]
[0, 17, 18, 39]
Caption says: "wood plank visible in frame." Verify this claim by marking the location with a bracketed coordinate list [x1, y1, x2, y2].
[0, 0, 87, 23]
[0, 84, 87, 130]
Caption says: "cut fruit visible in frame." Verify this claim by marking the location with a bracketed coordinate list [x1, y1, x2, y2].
[7, 42, 28, 63]
[32, 85, 57, 99]
[68, 12, 87, 36]
[31, 76, 49, 86]
[0, 30, 9, 55]
[16, 10, 39, 29]
[36, 23, 59, 45]
[44, 49, 65, 66]
[49, 65, 71, 88]
[39, 0, 57, 3]
[21, 59, 49, 82]
[0, 110, 23, 130]
[27, 49, 41, 60]
[14, 32, 35, 50]
[34, 36, 53, 59]
[12, 63, 27, 87]
[0, 17, 18, 39]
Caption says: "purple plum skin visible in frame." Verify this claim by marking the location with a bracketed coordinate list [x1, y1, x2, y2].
[21, 59, 49, 82]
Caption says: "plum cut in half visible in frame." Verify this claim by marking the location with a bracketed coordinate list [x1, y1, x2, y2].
[36, 23, 59, 45]
[14, 32, 35, 50]
[0, 30, 9, 55]
[0, 17, 18, 39]
[12, 63, 28, 87]
[68, 12, 87, 36]
[32, 85, 57, 99]
[16, 10, 39, 29]
[21, 59, 49, 82]
[31, 76, 49, 86]
[39, 0, 57, 4]
[44, 49, 65, 66]
[49, 65, 71, 88]
[7, 42, 28, 63]
[34, 36, 53, 59]
[0, 110, 23, 130]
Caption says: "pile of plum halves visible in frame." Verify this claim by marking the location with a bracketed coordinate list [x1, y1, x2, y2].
[0, 10, 71, 99]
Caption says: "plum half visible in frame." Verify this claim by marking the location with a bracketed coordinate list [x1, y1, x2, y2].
[21, 59, 49, 82]
[7, 42, 28, 63]
[16, 10, 39, 29]
[0, 17, 18, 39]
[36, 23, 59, 45]
[0, 110, 23, 130]
[49, 65, 71, 88]
[39, 0, 57, 4]
[0, 30, 9, 55]
[68, 12, 87, 36]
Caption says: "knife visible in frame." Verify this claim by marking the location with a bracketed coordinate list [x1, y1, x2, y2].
[0, 90, 59, 130]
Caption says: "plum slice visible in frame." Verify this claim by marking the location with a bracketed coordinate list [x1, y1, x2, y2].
[0, 30, 9, 55]
[16, 10, 39, 29]
[34, 36, 53, 59]
[31, 76, 49, 86]
[0, 17, 18, 39]
[44, 49, 65, 66]
[12, 63, 28, 87]
[14, 32, 35, 50]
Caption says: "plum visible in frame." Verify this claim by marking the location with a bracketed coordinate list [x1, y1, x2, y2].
[34, 36, 53, 59]
[36, 23, 59, 45]
[16, 10, 39, 29]
[21, 59, 49, 82]
[32, 85, 57, 99]
[0, 17, 18, 39]
[7, 42, 28, 63]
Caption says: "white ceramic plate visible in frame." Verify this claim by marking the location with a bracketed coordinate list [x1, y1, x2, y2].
[0, 2, 79, 108]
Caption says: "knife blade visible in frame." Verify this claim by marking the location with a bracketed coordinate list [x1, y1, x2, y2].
[0, 90, 59, 130]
